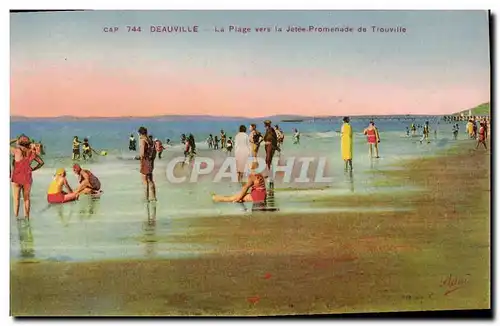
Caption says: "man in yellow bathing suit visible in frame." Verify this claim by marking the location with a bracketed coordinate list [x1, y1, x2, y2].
[47, 168, 79, 204]
[341, 116, 353, 171]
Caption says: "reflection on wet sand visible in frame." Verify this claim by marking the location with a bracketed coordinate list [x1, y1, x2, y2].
[16, 219, 34, 259]
[78, 196, 100, 220]
[57, 204, 74, 226]
[53, 197, 100, 226]
[142, 202, 157, 258]
[346, 170, 354, 193]
[370, 158, 381, 170]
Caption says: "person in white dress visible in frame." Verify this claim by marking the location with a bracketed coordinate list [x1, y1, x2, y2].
[234, 125, 251, 183]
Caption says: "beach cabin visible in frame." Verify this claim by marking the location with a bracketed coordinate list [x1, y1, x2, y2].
[443, 114, 490, 122]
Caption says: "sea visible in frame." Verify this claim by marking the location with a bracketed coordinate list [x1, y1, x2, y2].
[10, 116, 471, 263]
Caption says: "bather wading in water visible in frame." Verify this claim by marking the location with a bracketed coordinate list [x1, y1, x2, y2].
[341, 117, 353, 171]
[363, 121, 380, 158]
[138, 126, 157, 202]
[212, 161, 267, 203]
[10, 135, 45, 219]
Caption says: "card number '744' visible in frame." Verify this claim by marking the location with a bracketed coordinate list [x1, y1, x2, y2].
[127, 26, 142, 32]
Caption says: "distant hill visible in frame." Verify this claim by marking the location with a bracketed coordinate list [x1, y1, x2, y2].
[11, 105, 490, 122]
[10, 114, 316, 122]
[10, 114, 250, 122]
[454, 102, 490, 116]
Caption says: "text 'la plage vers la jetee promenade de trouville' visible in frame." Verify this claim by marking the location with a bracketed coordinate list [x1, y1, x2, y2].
[102, 25, 407, 34]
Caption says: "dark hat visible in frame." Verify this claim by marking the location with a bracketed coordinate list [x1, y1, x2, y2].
[17, 134, 31, 147]
[72, 163, 82, 172]
[264, 120, 272, 125]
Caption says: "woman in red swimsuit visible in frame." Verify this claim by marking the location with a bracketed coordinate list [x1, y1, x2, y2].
[10, 135, 44, 219]
[363, 121, 380, 158]
[212, 161, 267, 203]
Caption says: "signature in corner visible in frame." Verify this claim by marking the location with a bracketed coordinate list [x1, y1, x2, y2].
[440, 273, 470, 295]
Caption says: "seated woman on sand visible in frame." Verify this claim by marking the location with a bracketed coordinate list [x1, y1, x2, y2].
[47, 168, 79, 204]
[212, 161, 267, 203]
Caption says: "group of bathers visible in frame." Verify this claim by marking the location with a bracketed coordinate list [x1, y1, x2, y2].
[46, 164, 101, 204]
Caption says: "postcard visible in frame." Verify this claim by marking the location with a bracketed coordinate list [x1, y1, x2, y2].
[9, 10, 491, 316]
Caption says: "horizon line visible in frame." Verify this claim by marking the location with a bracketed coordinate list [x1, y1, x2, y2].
[9, 112, 486, 120]
[10, 113, 453, 120]
[10, 102, 489, 119]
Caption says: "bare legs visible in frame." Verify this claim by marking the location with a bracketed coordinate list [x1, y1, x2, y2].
[142, 174, 157, 202]
[369, 143, 380, 158]
[476, 140, 487, 150]
[212, 193, 252, 203]
[12, 183, 21, 217]
[78, 188, 93, 195]
[12, 183, 32, 219]
[64, 192, 79, 201]
[22, 184, 31, 218]
[142, 174, 149, 200]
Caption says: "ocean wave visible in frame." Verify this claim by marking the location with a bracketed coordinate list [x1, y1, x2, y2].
[306, 131, 340, 139]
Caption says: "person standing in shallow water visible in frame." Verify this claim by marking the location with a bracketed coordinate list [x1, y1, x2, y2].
[423, 121, 431, 143]
[452, 124, 459, 140]
[249, 124, 262, 157]
[10, 135, 44, 219]
[234, 125, 251, 183]
[263, 120, 278, 185]
[466, 120, 474, 139]
[341, 117, 353, 171]
[293, 128, 300, 144]
[138, 127, 157, 202]
[476, 122, 488, 150]
[226, 137, 233, 154]
[220, 130, 226, 149]
[154, 138, 164, 159]
[129, 134, 137, 151]
[207, 134, 213, 149]
[214, 136, 219, 150]
[363, 121, 380, 158]
[72, 136, 81, 160]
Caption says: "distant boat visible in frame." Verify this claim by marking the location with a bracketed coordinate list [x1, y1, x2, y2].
[280, 119, 304, 123]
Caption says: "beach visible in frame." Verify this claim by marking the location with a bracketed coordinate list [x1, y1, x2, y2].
[10, 139, 490, 316]
[9, 9, 491, 317]
[9, 118, 453, 262]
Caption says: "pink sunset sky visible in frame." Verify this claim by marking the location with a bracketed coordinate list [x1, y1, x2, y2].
[10, 11, 490, 117]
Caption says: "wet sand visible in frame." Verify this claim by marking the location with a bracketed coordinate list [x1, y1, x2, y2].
[10, 145, 490, 316]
